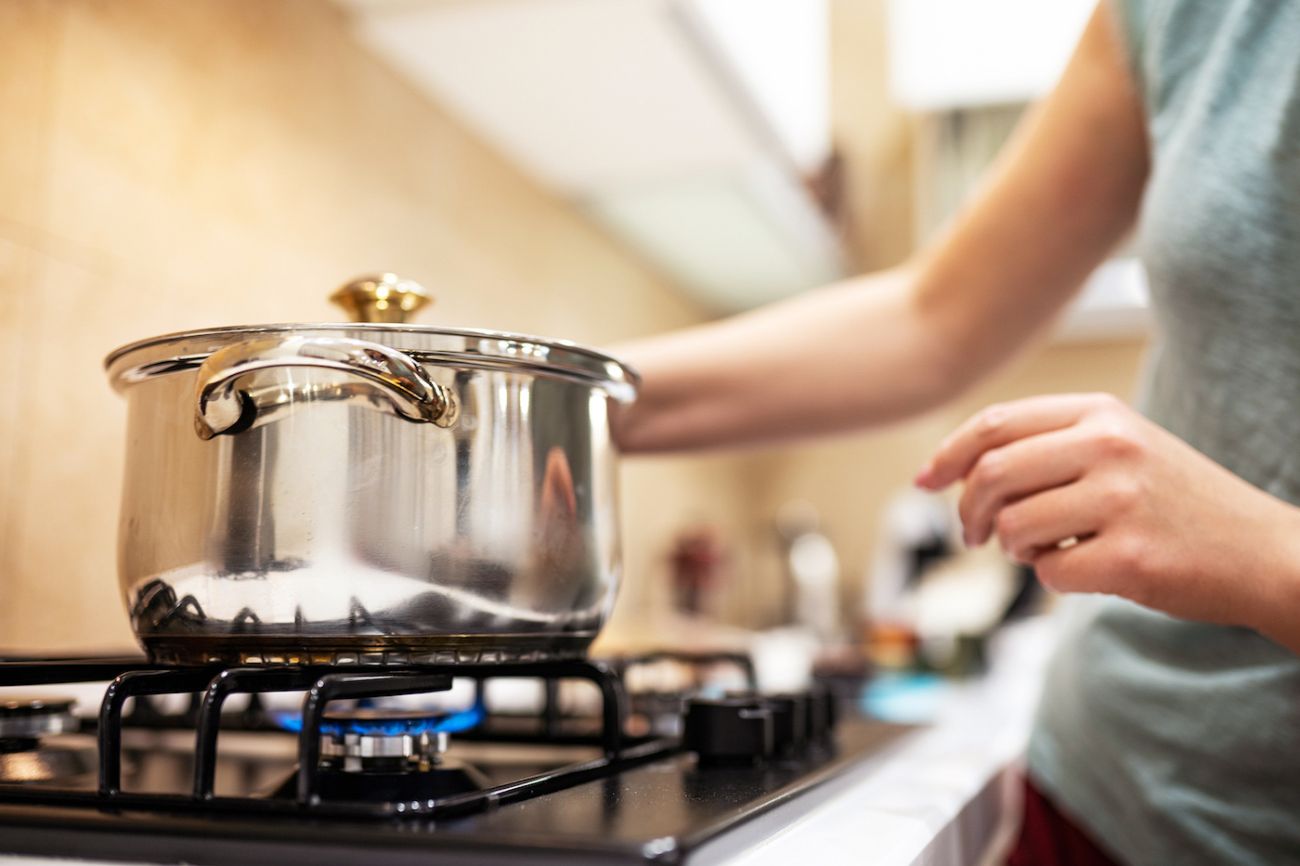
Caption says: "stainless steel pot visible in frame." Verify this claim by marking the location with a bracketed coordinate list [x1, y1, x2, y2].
[104, 275, 638, 666]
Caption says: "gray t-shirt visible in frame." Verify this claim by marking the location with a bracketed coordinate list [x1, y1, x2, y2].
[1028, 2, 1300, 864]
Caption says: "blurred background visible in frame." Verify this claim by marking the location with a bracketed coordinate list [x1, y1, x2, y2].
[0, 0, 1145, 659]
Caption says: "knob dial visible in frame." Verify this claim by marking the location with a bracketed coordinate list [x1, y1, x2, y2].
[802, 684, 841, 744]
[764, 693, 810, 755]
[684, 697, 773, 765]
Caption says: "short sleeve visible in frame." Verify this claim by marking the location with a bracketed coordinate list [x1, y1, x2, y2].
[1108, 0, 1150, 100]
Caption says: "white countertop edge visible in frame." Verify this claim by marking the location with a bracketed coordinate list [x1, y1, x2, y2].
[722, 615, 1058, 866]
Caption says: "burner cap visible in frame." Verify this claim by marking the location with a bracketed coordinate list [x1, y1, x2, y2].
[319, 707, 480, 773]
[0, 696, 76, 741]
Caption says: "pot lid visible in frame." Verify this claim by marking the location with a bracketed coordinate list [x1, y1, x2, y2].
[105, 274, 639, 401]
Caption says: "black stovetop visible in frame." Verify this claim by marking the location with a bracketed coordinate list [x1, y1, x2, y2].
[0, 656, 913, 866]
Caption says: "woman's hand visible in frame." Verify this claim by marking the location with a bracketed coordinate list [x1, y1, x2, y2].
[915, 393, 1300, 646]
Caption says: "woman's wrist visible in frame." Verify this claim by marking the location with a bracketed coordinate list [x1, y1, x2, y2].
[1246, 503, 1300, 654]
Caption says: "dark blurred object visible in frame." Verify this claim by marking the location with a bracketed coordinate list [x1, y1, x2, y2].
[669, 526, 729, 616]
[868, 490, 955, 625]
[1002, 563, 1045, 622]
[812, 642, 872, 684]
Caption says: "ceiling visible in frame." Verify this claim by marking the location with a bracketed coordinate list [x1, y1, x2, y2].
[338, 0, 844, 312]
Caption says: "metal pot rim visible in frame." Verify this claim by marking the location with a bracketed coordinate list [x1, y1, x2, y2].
[104, 322, 640, 400]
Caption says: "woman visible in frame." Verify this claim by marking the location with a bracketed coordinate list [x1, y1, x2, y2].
[613, 2, 1300, 864]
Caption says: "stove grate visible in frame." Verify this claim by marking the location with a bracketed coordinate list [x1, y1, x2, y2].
[0, 657, 675, 820]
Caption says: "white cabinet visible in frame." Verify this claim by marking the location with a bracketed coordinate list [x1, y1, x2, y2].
[887, 0, 1094, 110]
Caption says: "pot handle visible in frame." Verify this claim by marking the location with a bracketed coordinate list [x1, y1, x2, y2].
[194, 335, 458, 440]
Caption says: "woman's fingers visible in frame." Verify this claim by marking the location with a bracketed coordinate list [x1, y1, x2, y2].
[991, 481, 1108, 563]
[957, 427, 1093, 545]
[916, 393, 1114, 490]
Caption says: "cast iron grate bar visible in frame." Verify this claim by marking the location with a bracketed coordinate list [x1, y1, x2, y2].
[99, 667, 220, 795]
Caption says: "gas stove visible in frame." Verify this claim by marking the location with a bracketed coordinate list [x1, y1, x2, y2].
[0, 654, 911, 865]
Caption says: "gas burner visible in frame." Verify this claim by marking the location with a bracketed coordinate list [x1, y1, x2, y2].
[320, 707, 468, 774]
[268, 706, 494, 805]
[0, 695, 94, 785]
[0, 696, 76, 744]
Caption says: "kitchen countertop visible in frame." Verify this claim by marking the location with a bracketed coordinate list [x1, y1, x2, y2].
[0, 616, 1057, 866]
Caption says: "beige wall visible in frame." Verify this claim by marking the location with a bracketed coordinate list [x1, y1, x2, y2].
[0, 0, 756, 653]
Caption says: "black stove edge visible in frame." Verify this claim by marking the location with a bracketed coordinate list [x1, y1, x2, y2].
[0, 810, 660, 866]
[0, 723, 918, 866]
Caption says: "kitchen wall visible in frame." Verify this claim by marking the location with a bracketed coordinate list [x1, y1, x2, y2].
[0, 0, 1150, 653]
[0, 0, 761, 653]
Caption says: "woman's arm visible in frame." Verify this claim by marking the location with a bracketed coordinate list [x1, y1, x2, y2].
[615, 2, 1148, 453]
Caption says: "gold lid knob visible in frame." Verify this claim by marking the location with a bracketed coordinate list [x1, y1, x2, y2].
[330, 274, 432, 324]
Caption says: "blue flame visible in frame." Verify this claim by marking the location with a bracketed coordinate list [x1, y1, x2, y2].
[272, 702, 487, 736]
[273, 711, 304, 733]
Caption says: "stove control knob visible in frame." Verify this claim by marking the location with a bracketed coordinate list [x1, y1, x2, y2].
[765, 693, 810, 755]
[804, 685, 838, 743]
[822, 687, 840, 732]
[684, 697, 773, 765]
